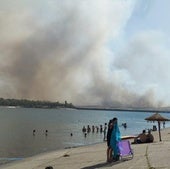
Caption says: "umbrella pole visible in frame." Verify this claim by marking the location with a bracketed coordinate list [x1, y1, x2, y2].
[158, 121, 162, 141]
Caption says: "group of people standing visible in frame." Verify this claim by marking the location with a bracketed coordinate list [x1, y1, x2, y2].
[82, 124, 107, 138]
[106, 117, 121, 162]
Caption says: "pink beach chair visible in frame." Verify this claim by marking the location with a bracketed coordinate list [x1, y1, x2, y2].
[117, 140, 134, 160]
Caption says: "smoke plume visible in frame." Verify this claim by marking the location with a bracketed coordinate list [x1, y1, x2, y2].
[0, 0, 167, 108]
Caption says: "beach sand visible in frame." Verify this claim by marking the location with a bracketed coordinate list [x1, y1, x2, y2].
[0, 127, 170, 169]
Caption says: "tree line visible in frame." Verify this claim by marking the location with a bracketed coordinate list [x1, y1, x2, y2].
[0, 98, 75, 109]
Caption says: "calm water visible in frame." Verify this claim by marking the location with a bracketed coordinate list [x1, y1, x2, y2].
[0, 107, 170, 162]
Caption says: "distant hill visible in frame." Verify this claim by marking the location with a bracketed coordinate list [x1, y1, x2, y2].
[0, 98, 75, 109]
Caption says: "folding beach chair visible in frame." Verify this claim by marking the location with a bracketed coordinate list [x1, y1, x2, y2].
[117, 140, 133, 160]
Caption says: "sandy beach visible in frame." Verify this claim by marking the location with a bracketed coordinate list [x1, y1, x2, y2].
[0, 127, 170, 169]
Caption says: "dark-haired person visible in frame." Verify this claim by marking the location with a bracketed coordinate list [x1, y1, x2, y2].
[110, 117, 121, 161]
[146, 130, 154, 143]
[106, 119, 113, 162]
[134, 130, 147, 143]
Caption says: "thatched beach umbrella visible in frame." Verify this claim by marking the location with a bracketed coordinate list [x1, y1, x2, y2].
[145, 112, 170, 141]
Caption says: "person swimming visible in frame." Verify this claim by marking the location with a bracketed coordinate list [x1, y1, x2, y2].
[33, 129, 36, 135]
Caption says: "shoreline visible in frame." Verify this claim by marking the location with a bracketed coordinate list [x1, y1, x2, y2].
[75, 106, 170, 113]
[0, 134, 136, 167]
[0, 127, 170, 169]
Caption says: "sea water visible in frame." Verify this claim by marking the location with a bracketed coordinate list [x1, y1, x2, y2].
[0, 107, 170, 164]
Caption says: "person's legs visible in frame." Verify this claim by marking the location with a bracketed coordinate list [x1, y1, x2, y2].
[109, 147, 113, 161]
[107, 147, 109, 162]
[107, 147, 111, 162]
[107, 147, 113, 162]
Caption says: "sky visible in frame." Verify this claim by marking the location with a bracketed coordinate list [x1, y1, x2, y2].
[0, 0, 170, 108]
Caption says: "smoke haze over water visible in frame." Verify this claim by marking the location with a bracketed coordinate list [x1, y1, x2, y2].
[0, 0, 170, 108]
